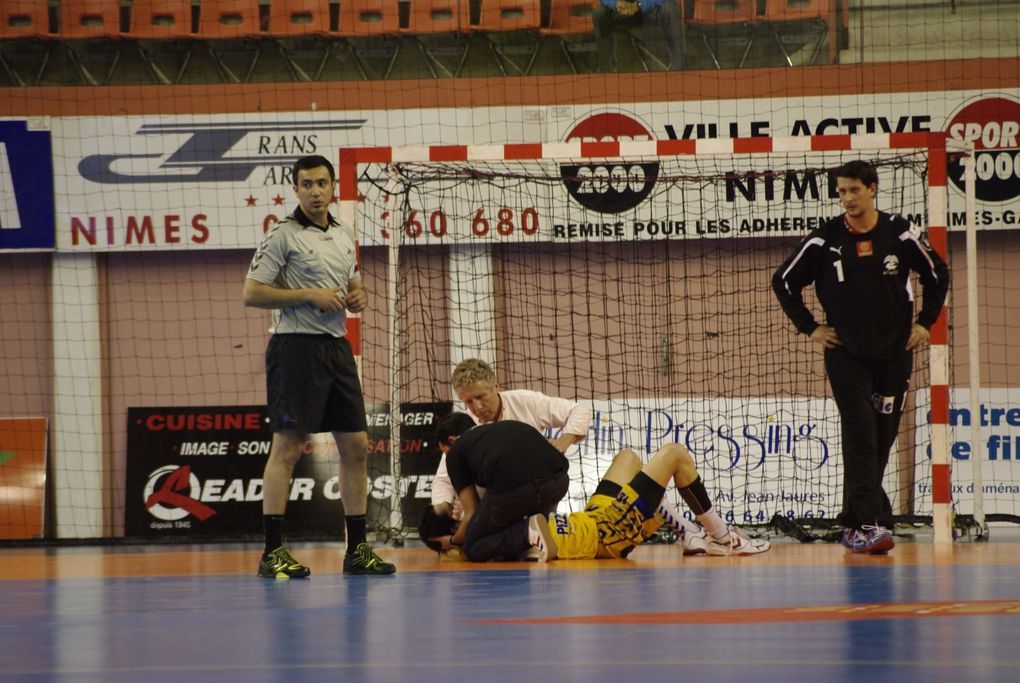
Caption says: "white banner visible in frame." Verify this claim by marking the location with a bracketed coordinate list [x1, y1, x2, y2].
[365, 147, 928, 248]
[913, 387, 1020, 517]
[549, 397, 842, 524]
[51, 89, 1020, 251]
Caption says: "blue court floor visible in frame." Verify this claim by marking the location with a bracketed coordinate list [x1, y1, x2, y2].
[0, 540, 1018, 682]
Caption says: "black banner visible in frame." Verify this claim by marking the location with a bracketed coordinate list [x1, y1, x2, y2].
[365, 401, 451, 533]
[125, 403, 451, 540]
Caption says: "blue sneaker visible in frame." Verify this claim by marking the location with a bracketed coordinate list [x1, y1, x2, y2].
[860, 525, 895, 554]
[840, 527, 866, 552]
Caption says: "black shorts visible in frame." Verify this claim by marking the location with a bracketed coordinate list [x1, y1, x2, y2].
[266, 334, 367, 434]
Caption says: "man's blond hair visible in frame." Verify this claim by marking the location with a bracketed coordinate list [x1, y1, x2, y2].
[451, 358, 497, 389]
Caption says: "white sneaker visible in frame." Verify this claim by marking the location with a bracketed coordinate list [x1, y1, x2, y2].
[681, 526, 710, 556]
[527, 513, 557, 562]
[706, 528, 771, 556]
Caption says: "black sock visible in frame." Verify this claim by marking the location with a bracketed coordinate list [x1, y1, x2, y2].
[345, 515, 367, 554]
[264, 515, 286, 556]
[678, 476, 713, 516]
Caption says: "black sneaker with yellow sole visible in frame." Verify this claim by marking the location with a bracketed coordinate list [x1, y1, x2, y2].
[343, 542, 396, 575]
[258, 546, 311, 579]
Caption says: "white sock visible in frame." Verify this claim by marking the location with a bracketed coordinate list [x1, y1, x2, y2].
[697, 510, 729, 539]
[656, 503, 701, 535]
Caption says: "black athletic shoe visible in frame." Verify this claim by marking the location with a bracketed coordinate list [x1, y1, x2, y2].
[343, 542, 396, 575]
[258, 546, 311, 579]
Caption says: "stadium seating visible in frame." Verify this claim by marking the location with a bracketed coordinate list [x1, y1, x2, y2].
[338, 0, 402, 36]
[195, 0, 263, 38]
[0, 0, 855, 83]
[539, 0, 596, 74]
[266, 0, 335, 81]
[59, 0, 124, 38]
[338, 0, 403, 79]
[129, 0, 194, 39]
[405, 0, 463, 34]
[195, 0, 265, 83]
[0, 1, 54, 86]
[127, 1, 195, 85]
[1, 1, 53, 39]
[543, 0, 595, 35]
[56, 1, 127, 85]
[465, 0, 542, 75]
[761, 0, 836, 65]
[268, 0, 333, 36]
[404, 0, 468, 77]
[471, 0, 541, 32]
[685, 0, 757, 69]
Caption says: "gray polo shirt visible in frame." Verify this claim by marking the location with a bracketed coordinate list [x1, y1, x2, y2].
[246, 207, 361, 337]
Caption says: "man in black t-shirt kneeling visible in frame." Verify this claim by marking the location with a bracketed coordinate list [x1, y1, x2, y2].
[437, 413, 569, 562]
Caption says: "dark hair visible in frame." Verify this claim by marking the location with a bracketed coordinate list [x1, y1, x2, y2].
[292, 155, 335, 185]
[835, 160, 878, 188]
[435, 412, 476, 447]
[418, 506, 456, 553]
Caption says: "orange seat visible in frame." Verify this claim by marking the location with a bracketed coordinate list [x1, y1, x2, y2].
[59, 0, 124, 38]
[1, 1, 52, 39]
[686, 0, 757, 69]
[338, 0, 401, 36]
[129, 0, 193, 39]
[196, 0, 263, 38]
[691, 0, 757, 25]
[268, 0, 332, 36]
[541, 0, 595, 35]
[762, 0, 830, 22]
[463, 0, 541, 76]
[539, 0, 595, 75]
[762, 0, 837, 64]
[469, 0, 541, 32]
[405, 0, 462, 34]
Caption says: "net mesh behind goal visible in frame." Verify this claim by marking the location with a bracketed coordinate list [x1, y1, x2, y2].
[347, 141, 948, 537]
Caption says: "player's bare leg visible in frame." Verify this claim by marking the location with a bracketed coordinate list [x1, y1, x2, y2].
[259, 430, 311, 579]
[644, 444, 770, 557]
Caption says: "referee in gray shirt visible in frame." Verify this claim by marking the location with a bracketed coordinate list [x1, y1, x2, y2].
[244, 154, 395, 578]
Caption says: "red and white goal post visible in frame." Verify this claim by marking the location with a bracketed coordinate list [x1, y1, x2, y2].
[337, 133, 976, 544]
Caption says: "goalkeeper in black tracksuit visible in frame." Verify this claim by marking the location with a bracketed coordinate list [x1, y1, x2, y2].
[772, 160, 950, 555]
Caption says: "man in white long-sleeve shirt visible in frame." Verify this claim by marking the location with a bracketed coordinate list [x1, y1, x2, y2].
[431, 358, 590, 519]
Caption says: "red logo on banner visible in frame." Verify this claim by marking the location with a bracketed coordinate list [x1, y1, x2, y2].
[145, 465, 217, 521]
[561, 112, 660, 215]
[945, 95, 1020, 203]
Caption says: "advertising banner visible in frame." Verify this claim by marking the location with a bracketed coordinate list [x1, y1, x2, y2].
[125, 403, 450, 539]
[561, 397, 841, 524]
[0, 417, 48, 540]
[314, 401, 452, 532]
[51, 90, 1020, 251]
[125, 391, 1019, 533]
[0, 119, 55, 251]
[125, 406, 338, 539]
[913, 388, 1020, 517]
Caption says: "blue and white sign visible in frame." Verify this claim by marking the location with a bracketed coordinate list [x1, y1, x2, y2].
[0, 120, 55, 251]
[913, 387, 1020, 517]
[548, 397, 842, 523]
